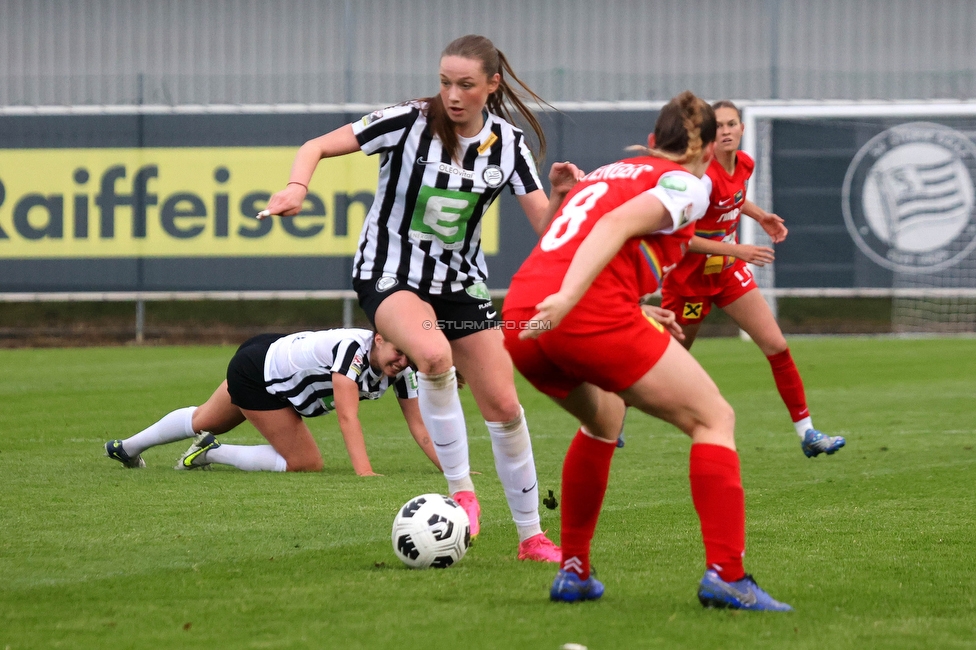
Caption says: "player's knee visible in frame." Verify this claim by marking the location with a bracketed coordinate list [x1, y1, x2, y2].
[713, 397, 736, 434]
[482, 398, 522, 424]
[757, 335, 788, 357]
[413, 345, 453, 375]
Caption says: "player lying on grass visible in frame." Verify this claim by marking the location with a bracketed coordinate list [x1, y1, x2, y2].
[105, 329, 442, 476]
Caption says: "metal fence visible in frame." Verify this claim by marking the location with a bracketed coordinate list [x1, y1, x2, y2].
[2, 0, 974, 107]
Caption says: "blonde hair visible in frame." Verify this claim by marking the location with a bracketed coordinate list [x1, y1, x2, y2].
[422, 35, 549, 163]
[628, 91, 717, 163]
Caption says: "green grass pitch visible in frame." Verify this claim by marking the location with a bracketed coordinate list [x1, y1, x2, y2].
[1, 337, 974, 649]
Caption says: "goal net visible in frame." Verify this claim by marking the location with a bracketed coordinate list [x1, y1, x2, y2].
[743, 103, 976, 334]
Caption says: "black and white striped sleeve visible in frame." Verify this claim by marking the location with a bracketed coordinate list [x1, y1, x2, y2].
[507, 131, 543, 195]
[393, 368, 420, 399]
[330, 340, 367, 382]
[352, 104, 419, 155]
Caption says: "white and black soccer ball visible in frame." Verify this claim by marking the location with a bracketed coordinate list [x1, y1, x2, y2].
[391, 493, 471, 569]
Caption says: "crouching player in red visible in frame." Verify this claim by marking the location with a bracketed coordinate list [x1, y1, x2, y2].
[661, 100, 844, 458]
[503, 91, 792, 610]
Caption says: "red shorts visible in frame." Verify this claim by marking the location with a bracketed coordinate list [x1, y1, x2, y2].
[502, 305, 672, 400]
[661, 258, 757, 326]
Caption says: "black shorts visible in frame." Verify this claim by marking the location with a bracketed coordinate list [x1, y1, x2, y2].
[353, 276, 500, 342]
[226, 333, 292, 411]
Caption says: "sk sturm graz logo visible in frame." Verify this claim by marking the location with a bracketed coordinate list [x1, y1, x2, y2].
[842, 122, 976, 273]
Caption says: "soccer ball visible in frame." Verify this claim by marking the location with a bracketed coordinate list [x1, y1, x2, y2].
[391, 493, 471, 569]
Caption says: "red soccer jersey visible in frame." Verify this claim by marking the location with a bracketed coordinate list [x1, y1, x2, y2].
[665, 152, 754, 287]
[506, 156, 710, 332]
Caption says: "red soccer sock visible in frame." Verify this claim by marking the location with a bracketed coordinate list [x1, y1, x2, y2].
[559, 428, 616, 580]
[766, 348, 810, 423]
[689, 443, 746, 583]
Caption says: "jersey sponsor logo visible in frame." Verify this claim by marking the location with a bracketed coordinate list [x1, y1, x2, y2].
[482, 165, 504, 188]
[351, 352, 365, 376]
[682, 302, 703, 319]
[477, 132, 499, 154]
[659, 176, 688, 192]
[422, 161, 475, 181]
[409, 186, 479, 249]
[842, 122, 976, 273]
[361, 110, 385, 126]
[717, 207, 740, 223]
[464, 282, 491, 301]
[703, 255, 725, 275]
[376, 276, 398, 292]
[585, 162, 654, 182]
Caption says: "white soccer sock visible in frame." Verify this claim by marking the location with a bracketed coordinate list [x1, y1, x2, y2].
[417, 368, 472, 489]
[206, 444, 288, 472]
[794, 416, 814, 438]
[486, 407, 543, 542]
[122, 406, 197, 456]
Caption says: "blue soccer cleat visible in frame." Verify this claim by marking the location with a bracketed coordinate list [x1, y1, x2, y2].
[550, 568, 605, 603]
[175, 432, 220, 470]
[801, 429, 846, 458]
[616, 433, 625, 448]
[105, 439, 145, 468]
[697, 569, 792, 611]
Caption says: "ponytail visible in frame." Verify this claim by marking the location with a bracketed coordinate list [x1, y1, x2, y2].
[629, 90, 716, 164]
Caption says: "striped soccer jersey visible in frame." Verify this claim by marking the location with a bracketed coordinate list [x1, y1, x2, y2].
[263, 329, 418, 417]
[351, 101, 542, 295]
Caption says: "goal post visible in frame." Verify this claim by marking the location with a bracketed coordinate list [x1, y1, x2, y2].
[741, 101, 976, 334]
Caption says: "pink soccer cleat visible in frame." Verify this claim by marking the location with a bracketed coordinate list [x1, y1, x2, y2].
[451, 490, 481, 538]
[517, 532, 561, 563]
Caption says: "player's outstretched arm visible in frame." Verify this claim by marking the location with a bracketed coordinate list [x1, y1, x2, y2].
[688, 235, 775, 266]
[397, 397, 443, 471]
[517, 161, 585, 235]
[741, 199, 788, 243]
[332, 374, 380, 477]
[260, 124, 362, 219]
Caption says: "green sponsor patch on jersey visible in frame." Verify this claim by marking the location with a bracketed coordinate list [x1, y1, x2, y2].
[659, 176, 688, 191]
[409, 186, 480, 250]
[464, 282, 491, 301]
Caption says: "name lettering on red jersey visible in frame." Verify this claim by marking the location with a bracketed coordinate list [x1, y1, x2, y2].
[585, 162, 654, 182]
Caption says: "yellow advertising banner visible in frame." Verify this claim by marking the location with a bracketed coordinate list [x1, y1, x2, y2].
[0, 148, 500, 258]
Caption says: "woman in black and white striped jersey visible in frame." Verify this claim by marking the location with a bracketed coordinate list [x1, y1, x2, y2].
[262, 34, 581, 562]
[105, 329, 441, 476]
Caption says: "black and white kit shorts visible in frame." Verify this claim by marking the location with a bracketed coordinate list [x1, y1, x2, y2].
[225, 333, 291, 411]
[353, 276, 500, 342]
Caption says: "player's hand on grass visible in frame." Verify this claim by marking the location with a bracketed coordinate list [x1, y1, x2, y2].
[357, 470, 384, 477]
[548, 161, 585, 196]
[733, 244, 776, 266]
[520, 292, 573, 339]
[640, 304, 684, 341]
[258, 183, 308, 219]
